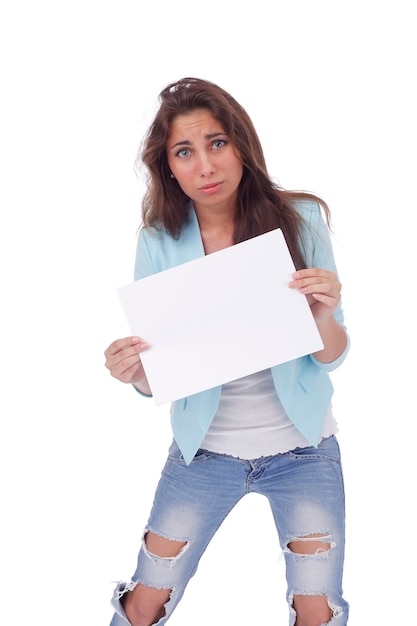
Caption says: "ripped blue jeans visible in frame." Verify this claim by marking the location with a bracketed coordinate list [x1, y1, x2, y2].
[110, 435, 349, 625]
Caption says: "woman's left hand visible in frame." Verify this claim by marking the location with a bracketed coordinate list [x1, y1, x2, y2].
[289, 268, 341, 323]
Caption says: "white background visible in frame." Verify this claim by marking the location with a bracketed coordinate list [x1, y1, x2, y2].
[1, 1, 415, 624]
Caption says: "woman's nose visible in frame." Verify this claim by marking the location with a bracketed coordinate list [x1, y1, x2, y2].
[198, 152, 216, 177]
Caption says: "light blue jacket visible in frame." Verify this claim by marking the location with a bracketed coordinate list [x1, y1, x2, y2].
[134, 199, 349, 464]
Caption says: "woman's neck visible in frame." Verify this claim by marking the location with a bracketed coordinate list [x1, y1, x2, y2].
[195, 208, 235, 255]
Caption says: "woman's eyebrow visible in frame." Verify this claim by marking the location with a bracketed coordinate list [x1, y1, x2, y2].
[169, 139, 192, 150]
[206, 132, 227, 140]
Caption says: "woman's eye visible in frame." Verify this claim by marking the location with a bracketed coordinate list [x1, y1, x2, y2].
[213, 139, 226, 149]
[176, 149, 191, 158]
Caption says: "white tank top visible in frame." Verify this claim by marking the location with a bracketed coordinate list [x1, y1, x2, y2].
[200, 368, 337, 459]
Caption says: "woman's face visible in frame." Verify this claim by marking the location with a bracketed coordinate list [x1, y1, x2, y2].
[166, 109, 244, 218]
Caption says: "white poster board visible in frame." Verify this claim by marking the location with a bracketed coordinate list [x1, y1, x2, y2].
[118, 228, 323, 404]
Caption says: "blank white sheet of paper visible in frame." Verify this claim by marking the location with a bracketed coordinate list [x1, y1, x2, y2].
[117, 228, 323, 405]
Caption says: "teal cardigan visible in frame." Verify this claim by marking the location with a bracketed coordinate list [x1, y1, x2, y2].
[134, 199, 349, 464]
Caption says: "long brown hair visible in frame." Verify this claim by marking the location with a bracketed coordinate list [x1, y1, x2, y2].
[138, 77, 330, 269]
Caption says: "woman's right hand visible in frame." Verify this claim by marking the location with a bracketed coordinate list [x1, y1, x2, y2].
[104, 336, 152, 394]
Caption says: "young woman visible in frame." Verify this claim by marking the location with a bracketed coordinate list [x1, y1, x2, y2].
[105, 77, 350, 626]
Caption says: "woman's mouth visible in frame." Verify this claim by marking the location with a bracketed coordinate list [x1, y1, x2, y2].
[199, 182, 223, 194]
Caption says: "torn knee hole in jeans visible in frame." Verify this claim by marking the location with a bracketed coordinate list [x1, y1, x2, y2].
[285, 533, 335, 558]
[118, 581, 174, 626]
[143, 529, 189, 565]
[289, 592, 343, 623]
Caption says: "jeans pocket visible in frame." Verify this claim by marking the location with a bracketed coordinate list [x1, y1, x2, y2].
[288, 435, 341, 464]
[167, 440, 213, 464]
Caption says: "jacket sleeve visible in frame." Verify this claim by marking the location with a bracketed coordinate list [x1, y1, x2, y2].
[298, 200, 350, 371]
[129, 228, 158, 398]
[134, 228, 158, 281]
